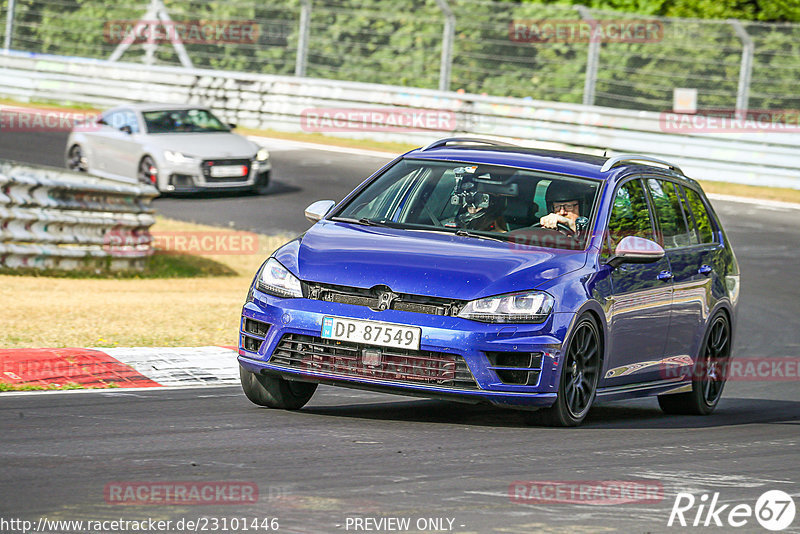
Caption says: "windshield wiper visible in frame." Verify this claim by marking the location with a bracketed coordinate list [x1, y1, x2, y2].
[453, 229, 508, 242]
[331, 217, 401, 228]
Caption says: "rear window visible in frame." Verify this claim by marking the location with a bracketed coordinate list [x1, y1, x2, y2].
[683, 187, 716, 244]
[646, 178, 697, 249]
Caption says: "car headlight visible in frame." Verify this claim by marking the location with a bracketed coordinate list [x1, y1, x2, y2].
[163, 150, 198, 164]
[457, 291, 554, 323]
[255, 147, 270, 161]
[256, 258, 303, 298]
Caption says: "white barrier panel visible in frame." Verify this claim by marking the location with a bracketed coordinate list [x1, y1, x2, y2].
[1, 52, 799, 189]
[0, 160, 158, 270]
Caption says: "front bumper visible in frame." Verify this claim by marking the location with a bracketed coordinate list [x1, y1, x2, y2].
[160, 159, 271, 192]
[238, 288, 577, 409]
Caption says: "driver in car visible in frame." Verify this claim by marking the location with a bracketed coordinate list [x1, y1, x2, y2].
[539, 181, 589, 233]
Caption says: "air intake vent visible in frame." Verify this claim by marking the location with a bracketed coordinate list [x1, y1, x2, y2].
[486, 351, 544, 386]
[243, 318, 271, 337]
[242, 335, 263, 353]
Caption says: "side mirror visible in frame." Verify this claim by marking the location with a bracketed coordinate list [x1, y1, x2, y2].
[120, 125, 133, 134]
[607, 236, 665, 268]
[304, 200, 335, 223]
[228, 123, 237, 130]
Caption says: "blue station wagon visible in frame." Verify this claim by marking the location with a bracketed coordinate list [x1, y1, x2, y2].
[238, 138, 739, 426]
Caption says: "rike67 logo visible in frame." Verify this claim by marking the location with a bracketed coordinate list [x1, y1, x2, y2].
[668, 490, 796, 531]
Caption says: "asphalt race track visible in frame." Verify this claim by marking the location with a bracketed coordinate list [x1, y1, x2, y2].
[2, 129, 800, 532]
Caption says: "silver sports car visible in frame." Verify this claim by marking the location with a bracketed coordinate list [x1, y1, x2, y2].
[65, 103, 271, 193]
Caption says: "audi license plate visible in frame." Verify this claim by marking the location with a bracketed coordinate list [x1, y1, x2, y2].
[209, 165, 248, 178]
[321, 316, 420, 350]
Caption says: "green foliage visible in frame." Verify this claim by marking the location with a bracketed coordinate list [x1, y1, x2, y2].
[523, 0, 800, 22]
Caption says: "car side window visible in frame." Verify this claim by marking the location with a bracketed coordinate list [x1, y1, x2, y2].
[606, 178, 655, 253]
[119, 110, 140, 133]
[101, 110, 139, 133]
[683, 187, 715, 244]
[101, 111, 119, 128]
[646, 178, 697, 249]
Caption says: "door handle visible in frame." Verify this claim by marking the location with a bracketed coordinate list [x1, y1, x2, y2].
[657, 270, 674, 281]
[698, 264, 712, 276]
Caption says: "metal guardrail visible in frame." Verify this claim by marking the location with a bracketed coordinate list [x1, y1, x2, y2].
[1, 52, 799, 189]
[3, 0, 800, 114]
[0, 160, 158, 270]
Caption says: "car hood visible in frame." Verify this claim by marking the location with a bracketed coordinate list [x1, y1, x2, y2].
[146, 133, 257, 158]
[275, 221, 588, 301]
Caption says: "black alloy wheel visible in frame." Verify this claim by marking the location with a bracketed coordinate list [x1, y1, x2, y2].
[658, 312, 731, 415]
[528, 315, 601, 427]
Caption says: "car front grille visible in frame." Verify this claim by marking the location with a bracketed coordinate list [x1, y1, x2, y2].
[201, 159, 251, 183]
[303, 282, 464, 317]
[270, 333, 478, 389]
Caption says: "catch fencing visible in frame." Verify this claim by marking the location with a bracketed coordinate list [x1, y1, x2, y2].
[2, 52, 799, 189]
[1, 0, 799, 114]
[0, 160, 157, 270]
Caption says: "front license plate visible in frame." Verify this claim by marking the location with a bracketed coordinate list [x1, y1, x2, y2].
[321, 316, 421, 350]
[210, 165, 248, 177]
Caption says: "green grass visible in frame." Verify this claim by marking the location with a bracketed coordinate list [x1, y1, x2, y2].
[0, 252, 237, 279]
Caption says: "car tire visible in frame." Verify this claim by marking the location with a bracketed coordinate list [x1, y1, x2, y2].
[239, 365, 317, 410]
[250, 171, 270, 195]
[526, 315, 602, 427]
[658, 312, 730, 415]
[66, 144, 88, 172]
[138, 156, 159, 190]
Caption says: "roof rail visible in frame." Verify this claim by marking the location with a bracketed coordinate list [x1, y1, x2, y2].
[601, 154, 683, 174]
[420, 137, 517, 151]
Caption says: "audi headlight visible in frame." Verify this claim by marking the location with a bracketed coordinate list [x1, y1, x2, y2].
[256, 258, 302, 298]
[255, 147, 270, 161]
[163, 150, 198, 164]
[457, 291, 554, 323]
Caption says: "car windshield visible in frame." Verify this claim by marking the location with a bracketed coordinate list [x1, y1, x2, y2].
[142, 108, 230, 133]
[334, 158, 601, 250]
